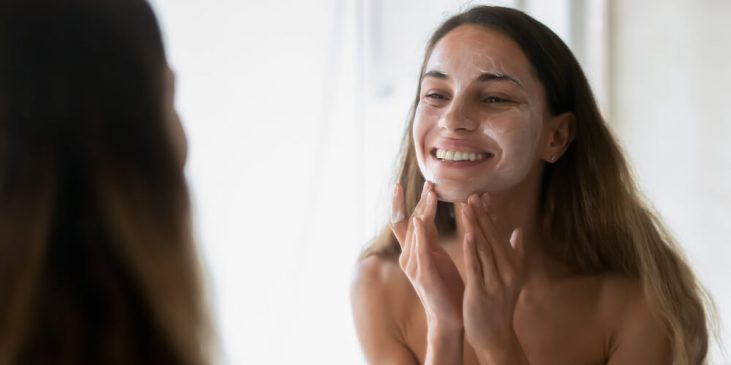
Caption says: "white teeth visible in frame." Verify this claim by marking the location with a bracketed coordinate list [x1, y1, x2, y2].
[435, 148, 489, 161]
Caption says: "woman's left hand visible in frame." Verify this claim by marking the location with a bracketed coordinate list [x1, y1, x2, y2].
[460, 193, 530, 365]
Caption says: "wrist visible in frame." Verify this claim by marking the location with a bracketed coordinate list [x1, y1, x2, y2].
[475, 335, 528, 365]
[427, 318, 464, 341]
[426, 325, 464, 365]
[428, 323, 464, 342]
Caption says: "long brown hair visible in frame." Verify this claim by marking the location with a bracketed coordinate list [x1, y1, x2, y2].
[0, 0, 210, 364]
[361, 6, 710, 364]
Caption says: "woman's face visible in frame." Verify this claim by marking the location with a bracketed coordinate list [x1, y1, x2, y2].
[413, 25, 551, 202]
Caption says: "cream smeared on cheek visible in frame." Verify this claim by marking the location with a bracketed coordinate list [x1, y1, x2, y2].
[480, 103, 542, 191]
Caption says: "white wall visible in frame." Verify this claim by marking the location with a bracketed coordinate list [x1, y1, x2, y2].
[611, 0, 731, 361]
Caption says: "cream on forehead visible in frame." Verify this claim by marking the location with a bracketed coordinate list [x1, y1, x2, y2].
[426, 27, 530, 87]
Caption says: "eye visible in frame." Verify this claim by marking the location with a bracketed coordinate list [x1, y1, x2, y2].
[426, 92, 448, 100]
[422, 91, 450, 107]
[483, 96, 508, 104]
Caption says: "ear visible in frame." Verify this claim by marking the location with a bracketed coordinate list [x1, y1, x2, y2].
[542, 112, 575, 163]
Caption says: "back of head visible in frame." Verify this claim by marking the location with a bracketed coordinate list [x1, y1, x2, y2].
[0, 0, 208, 364]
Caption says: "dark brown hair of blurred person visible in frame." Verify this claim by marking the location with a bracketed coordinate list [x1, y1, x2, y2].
[0, 0, 210, 364]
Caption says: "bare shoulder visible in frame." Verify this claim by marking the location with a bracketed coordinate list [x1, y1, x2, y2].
[596, 273, 638, 314]
[351, 254, 413, 318]
[352, 254, 402, 292]
[596, 273, 651, 323]
[597, 273, 672, 364]
[351, 254, 419, 365]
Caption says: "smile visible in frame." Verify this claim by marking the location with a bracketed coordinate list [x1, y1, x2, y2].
[434, 148, 492, 162]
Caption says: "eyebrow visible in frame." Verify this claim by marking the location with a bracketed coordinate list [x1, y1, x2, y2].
[423, 70, 448, 79]
[422, 70, 523, 88]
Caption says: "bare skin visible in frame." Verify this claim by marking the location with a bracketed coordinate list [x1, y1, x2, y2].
[351, 25, 671, 365]
[352, 246, 671, 364]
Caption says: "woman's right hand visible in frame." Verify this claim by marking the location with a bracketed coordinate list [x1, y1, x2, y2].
[390, 181, 465, 335]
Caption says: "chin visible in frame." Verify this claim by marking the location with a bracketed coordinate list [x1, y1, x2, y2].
[433, 181, 476, 203]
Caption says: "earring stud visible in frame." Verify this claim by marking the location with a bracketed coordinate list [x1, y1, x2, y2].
[550, 155, 557, 162]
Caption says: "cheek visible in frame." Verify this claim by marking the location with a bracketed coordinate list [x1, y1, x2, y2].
[412, 107, 432, 154]
[498, 129, 536, 163]
[412, 106, 437, 180]
[481, 108, 542, 176]
[482, 108, 541, 153]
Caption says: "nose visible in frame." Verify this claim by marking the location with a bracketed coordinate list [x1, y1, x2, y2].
[437, 95, 478, 132]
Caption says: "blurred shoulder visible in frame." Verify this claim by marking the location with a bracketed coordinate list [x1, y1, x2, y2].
[596, 273, 643, 322]
[597, 273, 672, 363]
[351, 253, 417, 320]
[351, 253, 410, 302]
[599, 273, 639, 302]
[351, 254, 421, 364]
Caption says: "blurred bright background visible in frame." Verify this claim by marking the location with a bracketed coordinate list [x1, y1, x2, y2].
[148, 0, 730, 363]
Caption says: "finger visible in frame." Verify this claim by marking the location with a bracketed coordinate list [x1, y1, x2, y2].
[469, 194, 512, 280]
[412, 180, 430, 219]
[390, 183, 407, 247]
[413, 217, 433, 279]
[463, 231, 482, 289]
[462, 202, 498, 288]
[479, 193, 498, 224]
[468, 194, 500, 243]
[397, 182, 430, 270]
[405, 182, 430, 257]
[400, 217, 417, 274]
[422, 182, 437, 222]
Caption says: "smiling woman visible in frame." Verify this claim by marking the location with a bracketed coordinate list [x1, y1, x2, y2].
[414, 25, 564, 202]
[352, 6, 710, 365]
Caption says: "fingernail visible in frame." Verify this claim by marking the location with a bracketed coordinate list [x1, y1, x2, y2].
[427, 191, 435, 204]
[462, 204, 471, 219]
[510, 229, 520, 249]
[391, 185, 404, 224]
[480, 194, 490, 210]
[468, 195, 480, 210]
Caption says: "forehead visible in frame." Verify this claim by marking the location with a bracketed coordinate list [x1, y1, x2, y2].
[426, 25, 535, 81]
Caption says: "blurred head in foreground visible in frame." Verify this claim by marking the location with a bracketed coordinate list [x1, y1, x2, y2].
[0, 0, 209, 364]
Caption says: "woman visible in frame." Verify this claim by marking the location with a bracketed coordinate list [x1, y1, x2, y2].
[352, 6, 709, 365]
[0, 0, 210, 364]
